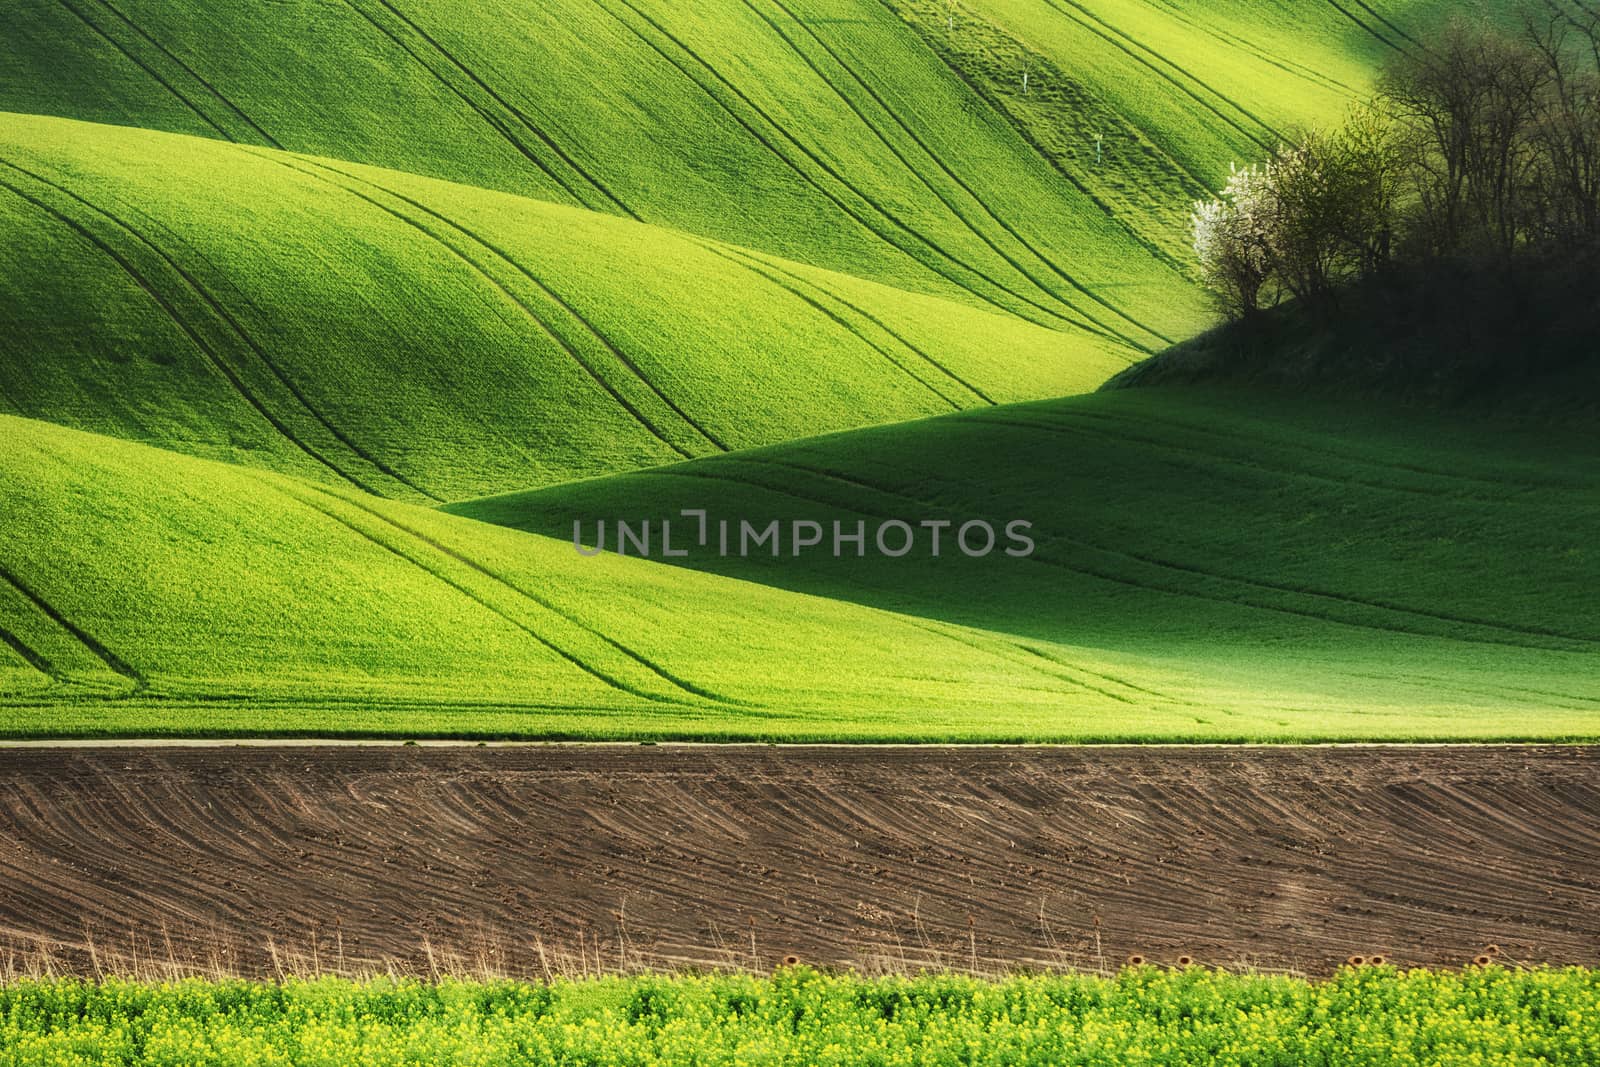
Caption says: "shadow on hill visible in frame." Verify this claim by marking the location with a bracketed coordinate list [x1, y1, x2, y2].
[452, 386, 1600, 680]
[1106, 256, 1600, 416]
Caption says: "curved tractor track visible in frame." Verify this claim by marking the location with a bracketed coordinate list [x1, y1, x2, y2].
[0, 745, 1595, 978]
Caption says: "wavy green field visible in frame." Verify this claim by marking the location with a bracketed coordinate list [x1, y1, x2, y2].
[0, 113, 1132, 497]
[2, 386, 1595, 740]
[1, 0, 1216, 339]
[1, 0, 1594, 741]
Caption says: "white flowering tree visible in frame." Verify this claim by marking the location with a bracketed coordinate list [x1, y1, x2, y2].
[1191, 162, 1277, 319]
[1193, 115, 1398, 319]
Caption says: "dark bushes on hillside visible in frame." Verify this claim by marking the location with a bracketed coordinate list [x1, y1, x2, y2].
[1192, 7, 1600, 319]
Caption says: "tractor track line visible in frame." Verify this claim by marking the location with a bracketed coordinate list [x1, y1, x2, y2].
[718, 243, 995, 404]
[1062, 406, 1597, 500]
[91, 0, 283, 146]
[758, 0, 1165, 351]
[1015, 644, 1137, 704]
[312, 158, 730, 452]
[248, 150, 695, 461]
[1322, 0, 1405, 54]
[1038, 0, 1280, 150]
[1017, 641, 1209, 709]
[277, 482, 687, 707]
[1048, 0, 1288, 141]
[1, 158, 431, 500]
[0, 563, 142, 691]
[589, 0, 1109, 336]
[696, 242, 968, 409]
[364, 0, 639, 217]
[53, 0, 233, 142]
[970, 412, 1508, 503]
[878, 0, 1203, 284]
[307, 483, 754, 709]
[758, 453, 1600, 651]
[352, 0, 637, 219]
[773, 455, 1600, 652]
[0, 622, 57, 681]
[592, 0, 1043, 324]
[668, 455, 1597, 655]
[894, 615, 1139, 703]
[330, 0, 598, 213]
[1347, 0, 1425, 53]
[0, 166, 380, 497]
[1143, 0, 1360, 95]
[1064, 405, 1575, 494]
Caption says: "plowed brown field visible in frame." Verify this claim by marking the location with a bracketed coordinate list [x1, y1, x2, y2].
[0, 745, 1595, 977]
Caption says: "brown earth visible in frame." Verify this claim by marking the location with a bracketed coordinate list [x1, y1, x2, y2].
[0, 744, 1595, 978]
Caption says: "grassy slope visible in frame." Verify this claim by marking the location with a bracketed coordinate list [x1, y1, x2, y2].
[0, 113, 1131, 499]
[3, 0, 1582, 741]
[453, 387, 1600, 738]
[3, 409, 1595, 741]
[0, 413, 1121, 739]
[0, 0, 1212, 345]
[962, 0, 1414, 177]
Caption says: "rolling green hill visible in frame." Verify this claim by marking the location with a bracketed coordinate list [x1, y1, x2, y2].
[1, 0, 1453, 333]
[1, 392, 1594, 741]
[0, 113, 1132, 499]
[0, 0, 1450, 502]
[1, 0, 1224, 343]
[0, 412, 1136, 739]
[452, 386, 1600, 738]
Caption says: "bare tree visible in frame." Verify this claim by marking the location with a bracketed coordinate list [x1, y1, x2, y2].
[1524, 1, 1600, 248]
[1381, 18, 1549, 262]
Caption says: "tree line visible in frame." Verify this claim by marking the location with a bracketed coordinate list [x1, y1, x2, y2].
[1193, 6, 1600, 319]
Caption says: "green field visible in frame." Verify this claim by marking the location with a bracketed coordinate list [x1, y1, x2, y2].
[3, 966, 1596, 1065]
[0, 113, 1131, 498]
[1, 0, 1595, 741]
[2, 386, 1594, 741]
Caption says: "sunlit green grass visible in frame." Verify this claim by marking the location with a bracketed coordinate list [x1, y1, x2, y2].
[2, 392, 1595, 741]
[0, 113, 1132, 499]
[454, 386, 1600, 740]
[0, 0, 1214, 342]
[3, 966, 1597, 1066]
[1, 0, 1588, 743]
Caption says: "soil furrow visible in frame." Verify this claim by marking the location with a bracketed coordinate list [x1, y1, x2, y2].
[0, 745, 1592, 978]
